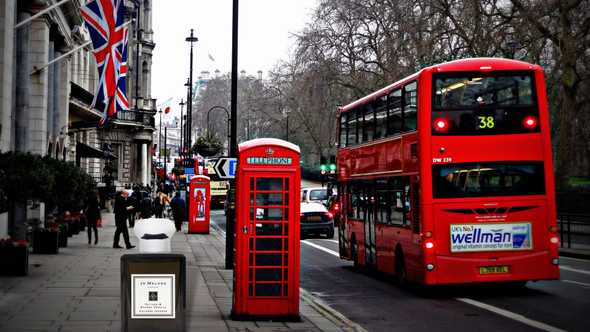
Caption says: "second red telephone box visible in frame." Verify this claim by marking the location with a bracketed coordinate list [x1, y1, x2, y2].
[188, 175, 210, 234]
[232, 138, 301, 320]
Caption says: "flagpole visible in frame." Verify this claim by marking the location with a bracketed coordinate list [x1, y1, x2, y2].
[31, 40, 91, 75]
[15, 0, 71, 29]
[33, 20, 133, 75]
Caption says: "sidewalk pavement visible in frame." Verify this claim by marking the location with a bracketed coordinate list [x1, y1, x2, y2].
[0, 213, 356, 332]
[559, 244, 590, 260]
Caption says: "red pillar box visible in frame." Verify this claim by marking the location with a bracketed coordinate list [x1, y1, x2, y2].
[232, 138, 301, 321]
[188, 175, 211, 234]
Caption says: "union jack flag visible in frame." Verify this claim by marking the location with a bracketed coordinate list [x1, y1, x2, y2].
[81, 0, 129, 125]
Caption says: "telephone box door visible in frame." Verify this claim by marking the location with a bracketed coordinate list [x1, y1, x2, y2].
[188, 175, 210, 234]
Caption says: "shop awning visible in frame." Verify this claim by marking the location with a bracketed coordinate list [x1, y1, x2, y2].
[76, 142, 117, 160]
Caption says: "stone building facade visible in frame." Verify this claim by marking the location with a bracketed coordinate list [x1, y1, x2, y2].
[0, 0, 156, 237]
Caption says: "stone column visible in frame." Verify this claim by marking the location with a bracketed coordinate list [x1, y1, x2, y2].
[0, 0, 16, 153]
[0, 0, 14, 238]
[14, 11, 31, 153]
[56, 47, 70, 160]
[141, 142, 148, 185]
[46, 39, 55, 155]
[26, 16, 50, 154]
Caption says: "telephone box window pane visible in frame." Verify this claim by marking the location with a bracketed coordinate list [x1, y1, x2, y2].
[285, 178, 289, 190]
[283, 239, 289, 250]
[283, 284, 288, 296]
[249, 284, 253, 296]
[256, 178, 283, 191]
[250, 177, 255, 190]
[283, 268, 288, 281]
[255, 268, 282, 281]
[255, 223, 283, 236]
[255, 253, 282, 266]
[255, 284, 282, 296]
[255, 238, 283, 250]
[256, 193, 283, 205]
[255, 207, 283, 220]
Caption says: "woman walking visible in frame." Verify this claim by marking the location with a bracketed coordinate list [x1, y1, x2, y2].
[85, 192, 101, 245]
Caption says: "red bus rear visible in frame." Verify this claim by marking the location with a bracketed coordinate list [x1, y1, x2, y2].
[337, 58, 560, 285]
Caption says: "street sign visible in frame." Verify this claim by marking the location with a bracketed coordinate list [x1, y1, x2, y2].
[214, 157, 237, 179]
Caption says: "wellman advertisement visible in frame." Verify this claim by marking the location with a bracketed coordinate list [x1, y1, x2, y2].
[450, 222, 533, 253]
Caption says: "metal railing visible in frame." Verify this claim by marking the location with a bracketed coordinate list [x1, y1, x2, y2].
[558, 214, 590, 249]
[115, 110, 155, 127]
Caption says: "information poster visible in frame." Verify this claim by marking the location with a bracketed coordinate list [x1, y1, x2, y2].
[131, 274, 175, 319]
[194, 187, 206, 221]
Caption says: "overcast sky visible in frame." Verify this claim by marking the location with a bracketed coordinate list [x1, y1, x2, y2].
[151, 0, 318, 119]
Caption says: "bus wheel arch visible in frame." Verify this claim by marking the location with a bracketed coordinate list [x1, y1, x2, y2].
[394, 245, 407, 286]
[351, 234, 360, 268]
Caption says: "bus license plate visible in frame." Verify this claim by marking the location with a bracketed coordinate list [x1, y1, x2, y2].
[307, 215, 322, 222]
[479, 266, 509, 275]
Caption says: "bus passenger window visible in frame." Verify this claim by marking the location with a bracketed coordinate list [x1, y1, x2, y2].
[411, 180, 420, 233]
[363, 105, 375, 142]
[391, 191, 404, 225]
[388, 89, 402, 136]
[339, 113, 347, 147]
[374, 96, 387, 139]
[347, 110, 358, 146]
[404, 82, 417, 131]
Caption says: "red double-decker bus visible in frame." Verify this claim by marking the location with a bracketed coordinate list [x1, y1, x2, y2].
[336, 58, 560, 285]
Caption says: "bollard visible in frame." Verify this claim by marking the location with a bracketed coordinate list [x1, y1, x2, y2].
[121, 218, 186, 332]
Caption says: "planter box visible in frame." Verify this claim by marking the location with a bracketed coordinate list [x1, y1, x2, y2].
[67, 220, 80, 237]
[33, 230, 59, 254]
[0, 246, 29, 276]
[58, 224, 68, 248]
[79, 216, 86, 232]
[71, 220, 80, 235]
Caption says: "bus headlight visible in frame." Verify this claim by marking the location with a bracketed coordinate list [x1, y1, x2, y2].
[552, 258, 559, 265]
[426, 264, 435, 271]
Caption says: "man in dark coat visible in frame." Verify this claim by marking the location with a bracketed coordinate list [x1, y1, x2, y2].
[170, 191, 186, 232]
[113, 191, 135, 249]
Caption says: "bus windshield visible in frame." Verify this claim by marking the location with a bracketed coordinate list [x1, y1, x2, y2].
[433, 161, 545, 198]
[432, 73, 539, 135]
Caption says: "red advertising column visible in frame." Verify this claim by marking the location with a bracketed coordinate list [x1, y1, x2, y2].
[232, 138, 300, 321]
[188, 175, 211, 234]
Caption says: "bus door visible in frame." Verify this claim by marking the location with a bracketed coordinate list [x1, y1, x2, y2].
[363, 184, 377, 266]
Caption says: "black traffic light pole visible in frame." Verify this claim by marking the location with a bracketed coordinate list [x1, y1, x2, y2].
[226, 0, 239, 269]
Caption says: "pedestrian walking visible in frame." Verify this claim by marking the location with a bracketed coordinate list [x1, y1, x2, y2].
[153, 191, 164, 218]
[170, 192, 186, 232]
[85, 192, 101, 245]
[113, 190, 135, 249]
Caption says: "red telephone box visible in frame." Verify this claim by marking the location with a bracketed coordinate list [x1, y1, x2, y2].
[232, 138, 301, 320]
[188, 175, 211, 234]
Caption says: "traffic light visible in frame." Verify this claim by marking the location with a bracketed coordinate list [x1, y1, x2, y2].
[329, 156, 336, 174]
[320, 156, 327, 175]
